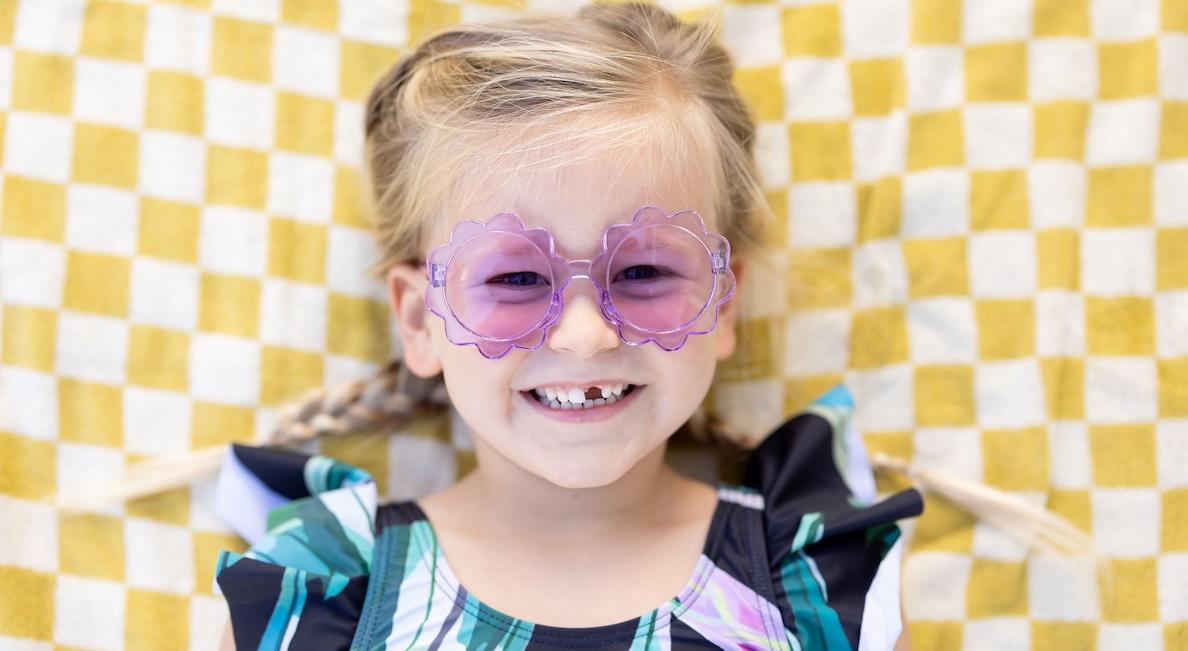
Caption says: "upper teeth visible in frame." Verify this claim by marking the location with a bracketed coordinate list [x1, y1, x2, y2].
[533, 384, 627, 403]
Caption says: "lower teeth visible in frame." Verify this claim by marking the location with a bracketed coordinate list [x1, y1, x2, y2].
[534, 386, 634, 410]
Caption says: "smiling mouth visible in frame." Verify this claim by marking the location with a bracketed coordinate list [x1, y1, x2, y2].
[522, 384, 642, 410]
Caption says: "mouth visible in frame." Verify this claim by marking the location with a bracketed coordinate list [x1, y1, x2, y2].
[521, 383, 642, 410]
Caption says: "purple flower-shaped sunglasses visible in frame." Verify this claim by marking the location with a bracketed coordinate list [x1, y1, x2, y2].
[423, 205, 737, 359]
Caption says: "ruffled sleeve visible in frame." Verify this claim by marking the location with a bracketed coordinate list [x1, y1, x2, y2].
[743, 383, 924, 651]
[211, 443, 378, 650]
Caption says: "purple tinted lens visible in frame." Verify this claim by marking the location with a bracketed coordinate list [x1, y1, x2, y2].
[606, 224, 713, 332]
[446, 231, 553, 340]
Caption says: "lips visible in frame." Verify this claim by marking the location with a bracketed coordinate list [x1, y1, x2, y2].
[525, 383, 640, 407]
[519, 382, 645, 422]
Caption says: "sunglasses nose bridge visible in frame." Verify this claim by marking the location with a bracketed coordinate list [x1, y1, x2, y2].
[563, 258, 597, 286]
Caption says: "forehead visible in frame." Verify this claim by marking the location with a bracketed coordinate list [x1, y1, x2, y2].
[435, 145, 717, 258]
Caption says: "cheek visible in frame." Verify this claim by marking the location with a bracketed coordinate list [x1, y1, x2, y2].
[648, 338, 719, 403]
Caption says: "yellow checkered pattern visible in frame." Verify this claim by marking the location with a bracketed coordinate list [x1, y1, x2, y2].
[0, 0, 1185, 649]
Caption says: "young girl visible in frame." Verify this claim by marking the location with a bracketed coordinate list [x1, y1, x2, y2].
[208, 2, 925, 648]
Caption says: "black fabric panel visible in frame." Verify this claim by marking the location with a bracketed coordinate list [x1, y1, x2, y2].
[667, 615, 716, 647]
[219, 557, 281, 649]
[746, 410, 923, 647]
[218, 555, 368, 651]
[288, 573, 371, 651]
[743, 412, 854, 562]
[706, 501, 762, 593]
[375, 500, 426, 531]
[232, 443, 315, 500]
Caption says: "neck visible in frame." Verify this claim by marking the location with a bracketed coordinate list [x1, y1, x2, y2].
[455, 438, 684, 539]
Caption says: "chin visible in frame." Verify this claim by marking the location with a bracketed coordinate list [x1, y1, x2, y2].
[532, 457, 633, 490]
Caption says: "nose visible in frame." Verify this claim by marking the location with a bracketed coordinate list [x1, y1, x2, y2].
[544, 278, 621, 358]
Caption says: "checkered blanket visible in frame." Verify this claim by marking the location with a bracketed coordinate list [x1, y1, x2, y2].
[0, 1, 1184, 649]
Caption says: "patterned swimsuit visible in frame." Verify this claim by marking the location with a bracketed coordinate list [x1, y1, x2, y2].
[213, 383, 924, 650]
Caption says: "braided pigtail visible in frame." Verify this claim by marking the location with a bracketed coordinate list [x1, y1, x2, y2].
[266, 359, 451, 447]
[48, 359, 450, 512]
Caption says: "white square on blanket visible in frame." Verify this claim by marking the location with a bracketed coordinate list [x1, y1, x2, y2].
[204, 77, 275, 150]
[145, 4, 212, 75]
[266, 151, 335, 223]
[259, 277, 328, 352]
[901, 552, 970, 620]
[73, 58, 146, 130]
[1092, 488, 1160, 557]
[189, 333, 262, 406]
[211, 0, 279, 23]
[848, 364, 913, 432]
[968, 231, 1036, 298]
[718, 5, 782, 67]
[124, 386, 191, 457]
[1029, 162, 1086, 229]
[976, 359, 1046, 428]
[907, 297, 977, 363]
[129, 257, 200, 331]
[1086, 99, 1160, 166]
[755, 122, 790, 189]
[1157, 420, 1188, 488]
[962, 0, 1032, 44]
[905, 46, 963, 111]
[55, 312, 128, 385]
[198, 205, 268, 277]
[138, 131, 206, 203]
[0, 367, 58, 441]
[851, 114, 907, 181]
[1035, 291, 1086, 356]
[783, 308, 850, 375]
[1159, 553, 1188, 621]
[913, 426, 983, 481]
[0, 237, 65, 309]
[14, 0, 83, 55]
[273, 25, 340, 99]
[840, 0, 907, 58]
[125, 518, 195, 595]
[1081, 228, 1155, 296]
[788, 182, 855, 248]
[1161, 35, 1188, 100]
[66, 185, 138, 257]
[1155, 161, 1188, 226]
[1157, 291, 1188, 358]
[338, 0, 409, 46]
[964, 104, 1032, 169]
[902, 169, 969, 237]
[3, 111, 72, 183]
[0, 495, 58, 573]
[963, 618, 1029, 651]
[1098, 624, 1164, 651]
[1026, 553, 1097, 622]
[1048, 421, 1092, 489]
[1029, 39, 1097, 101]
[1085, 357, 1157, 423]
[54, 575, 125, 651]
[782, 58, 852, 120]
[1090, 0, 1158, 41]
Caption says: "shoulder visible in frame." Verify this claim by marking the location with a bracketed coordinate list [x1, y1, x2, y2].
[740, 382, 923, 651]
[212, 443, 379, 650]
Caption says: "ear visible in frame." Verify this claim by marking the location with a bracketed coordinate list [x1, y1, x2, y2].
[715, 260, 745, 362]
[385, 262, 444, 378]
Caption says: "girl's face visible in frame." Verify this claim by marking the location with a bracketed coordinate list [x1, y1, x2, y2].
[386, 148, 744, 490]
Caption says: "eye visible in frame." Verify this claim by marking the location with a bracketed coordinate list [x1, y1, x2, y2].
[614, 265, 668, 281]
[488, 271, 548, 287]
